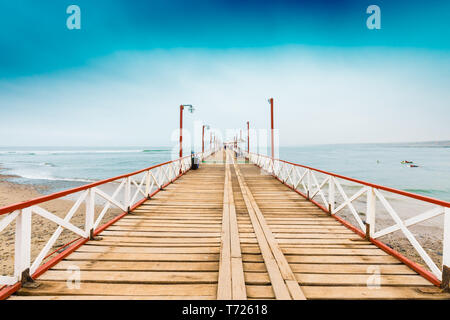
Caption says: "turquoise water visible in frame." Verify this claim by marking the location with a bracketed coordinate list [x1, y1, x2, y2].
[0, 143, 449, 201]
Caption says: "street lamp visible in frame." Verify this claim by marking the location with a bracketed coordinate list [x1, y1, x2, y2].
[179, 104, 195, 158]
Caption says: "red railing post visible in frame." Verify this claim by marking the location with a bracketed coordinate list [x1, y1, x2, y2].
[179, 105, 184, 158]
[202, 125, 205, 154]
[247, 121, 250, 154]
[270, 98, 274, 160]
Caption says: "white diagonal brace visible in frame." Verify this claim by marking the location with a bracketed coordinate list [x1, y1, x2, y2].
[93, 180, 126, 230]
[149, 170, 161, 189]
[0, 210, 20, 233]
[31, 191, 88, 273]
[294, 168, 308, 191]
[334, 180, 366, 230]
[309, 173, 329, 208]
[130, 174, 147, 205]
[374, 206, 445, 239]
[95, 188, 127, 212]
[374, 189, 442, 279]
[32, 206, 87, 238]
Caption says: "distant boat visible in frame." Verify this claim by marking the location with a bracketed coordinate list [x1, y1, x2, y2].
[401, 160, 413, 164]
[408, 164, 419, 168]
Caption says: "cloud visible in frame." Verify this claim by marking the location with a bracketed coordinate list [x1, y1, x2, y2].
[0, 46, 449, 146]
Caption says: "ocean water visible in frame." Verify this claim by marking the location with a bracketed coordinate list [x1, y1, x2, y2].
[277, 143, 450, 201]
[0, 143, 449, 201]
[0, 147, 174, 194]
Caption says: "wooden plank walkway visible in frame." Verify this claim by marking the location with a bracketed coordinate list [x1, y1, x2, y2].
[9, 150, 450, 299]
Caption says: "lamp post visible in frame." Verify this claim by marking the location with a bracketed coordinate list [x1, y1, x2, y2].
[179, 104, 195, 158]
[268, 98, 274, 160]
[247, 121, 250, 154]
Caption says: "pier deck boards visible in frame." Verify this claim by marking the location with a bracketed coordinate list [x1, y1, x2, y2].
[9, 150, 450, 300]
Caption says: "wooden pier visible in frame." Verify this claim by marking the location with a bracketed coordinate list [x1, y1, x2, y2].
[7, 150, 450, 300]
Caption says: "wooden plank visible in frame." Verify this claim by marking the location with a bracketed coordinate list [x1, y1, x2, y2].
[17, 282, 216, 297]
[100, 231, 221, 237]
[231, 257, 247, 299]
[84, 241, 221, 248]
[94, 236, 220, 243]
[285, 255, 401, 264]
[39, 270, 218, 284]
[121, 217, 223, 221]
[275, 233, 362, 239]
[217, 166, 232, 299]
[280, 244, 374, 248]
[288, 263, 417, 275]
[281, 248, 388, 256]
[226, 159, 246, 300]
[107, 226, 221, 232]
[65, 252, 219, 262]
[54, 260, 219, 272]
[76, 245, 219, 254]
[246, 285, 275, 299]
[294, 273, 433, 286]
[218, 158, 247, 300]
[301, 286, 449, 300]
[113, 222, 222, 228]
[243, 263, 269, 273]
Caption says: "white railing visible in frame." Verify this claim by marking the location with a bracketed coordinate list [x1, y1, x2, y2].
[239, 149, 449, 286]
[0, 153, 204, 287]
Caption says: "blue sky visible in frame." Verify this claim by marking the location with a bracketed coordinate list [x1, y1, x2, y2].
[0, 0, 449, 146]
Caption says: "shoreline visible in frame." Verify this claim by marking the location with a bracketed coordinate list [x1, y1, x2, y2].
[0, 176, 121, 276]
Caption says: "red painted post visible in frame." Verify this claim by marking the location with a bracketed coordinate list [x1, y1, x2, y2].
[270, 98, 274, 160]
[179, 105, 184, 158]
[202, 125, 205, 153]
[247, 121, 250, 153]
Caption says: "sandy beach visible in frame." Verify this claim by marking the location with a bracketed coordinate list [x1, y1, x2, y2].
[0, 175, 121, 276]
